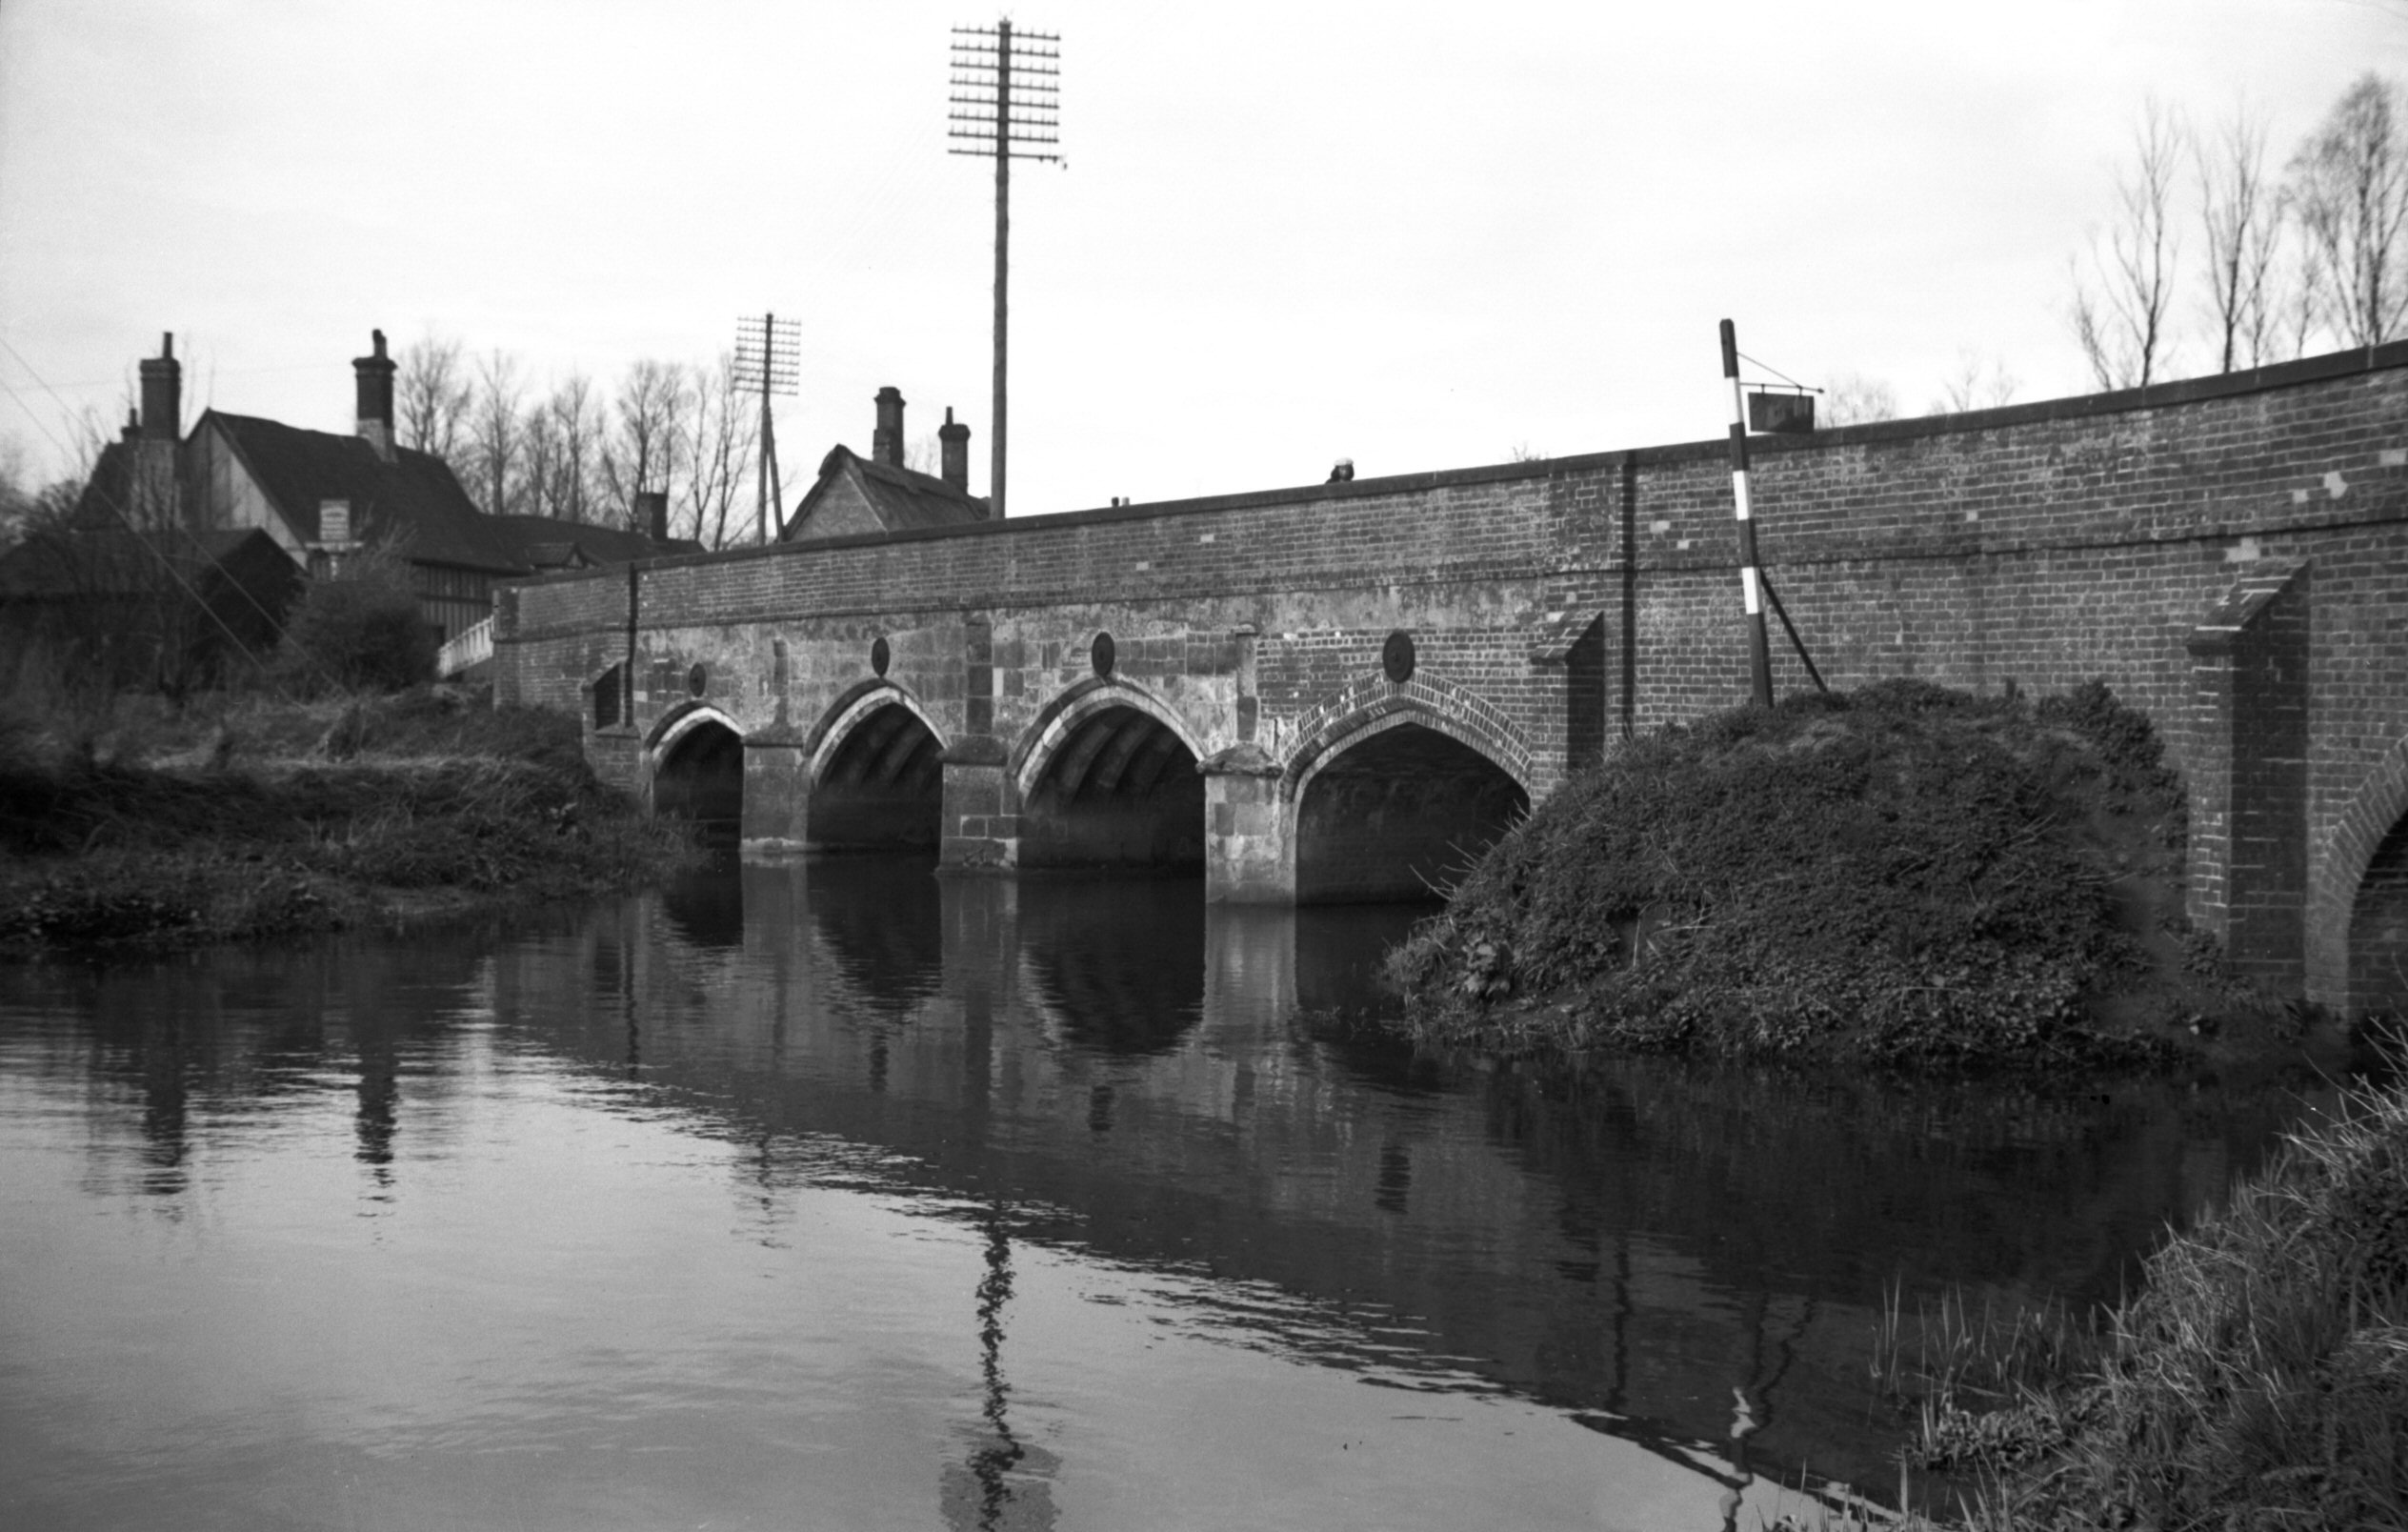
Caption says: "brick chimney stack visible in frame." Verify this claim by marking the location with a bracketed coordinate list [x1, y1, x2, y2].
[873, 386, 905, 468]
[137, 333, 180, 442]
[130, 333, 183, 526]
[354, 329, 397, 462]
[939, 407, 971, 494]
[633, 490, 670, 544]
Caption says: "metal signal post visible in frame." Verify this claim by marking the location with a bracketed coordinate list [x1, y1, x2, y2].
[735, 313, 800, 544]
[950, 18, 1059, 520]
[1720, 319, 1776, 707]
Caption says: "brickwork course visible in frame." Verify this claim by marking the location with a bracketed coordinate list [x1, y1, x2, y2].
[496, 340, 2408, 1013]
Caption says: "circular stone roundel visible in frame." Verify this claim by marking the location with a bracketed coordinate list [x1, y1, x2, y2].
[1382, 630, 1416, 684]
[871, 635, 891, 677]
[687, 662, 708, 698]
[1092, 631, 1116, 678]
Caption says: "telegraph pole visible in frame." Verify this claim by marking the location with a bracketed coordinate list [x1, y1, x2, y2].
[950, 18, 1060, 519]
[735, 312, 799, 543]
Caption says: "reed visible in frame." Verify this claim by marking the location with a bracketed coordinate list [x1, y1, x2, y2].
[1878, 1066, 2408, 1529]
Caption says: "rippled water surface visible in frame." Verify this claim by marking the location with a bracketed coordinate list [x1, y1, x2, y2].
[0, 857, 2334, 1529]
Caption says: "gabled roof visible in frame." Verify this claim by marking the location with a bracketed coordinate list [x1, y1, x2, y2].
[482, 514, 699, 569]
[782, 446, 992, 541]
[0, 526, 290, 599]
[202, 411, 525, 574]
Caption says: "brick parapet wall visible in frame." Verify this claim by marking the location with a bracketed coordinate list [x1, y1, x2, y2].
[498, 343, 2408, 998]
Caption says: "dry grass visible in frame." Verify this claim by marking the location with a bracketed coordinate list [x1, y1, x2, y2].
[0, 685, 695, 952]
[1881, 1065, 2408, 1530]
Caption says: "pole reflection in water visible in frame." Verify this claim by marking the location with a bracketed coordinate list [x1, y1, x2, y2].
[0, 853, 2340, 1531]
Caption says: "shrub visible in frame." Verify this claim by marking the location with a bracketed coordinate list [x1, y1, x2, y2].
[1386, 681, 2181, 1064]
[274, 544, 434, 694]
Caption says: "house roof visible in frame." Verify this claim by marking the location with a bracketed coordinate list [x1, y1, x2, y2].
[482, 514, 700, 569]
[203, 412, 527, 574]
[0, 525, 289, 599]
[782, 446, 992, 540]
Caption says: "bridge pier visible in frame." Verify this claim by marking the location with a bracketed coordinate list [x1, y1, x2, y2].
[1203, 747, 1291, 903]
[939, 741, 1017, 874]
[740, 739, 812, 851]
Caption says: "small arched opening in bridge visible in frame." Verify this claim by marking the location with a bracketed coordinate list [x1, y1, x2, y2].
[808, 687, 947, 853]
[1016, 688, 1206, 873]
[1291, 714, 1529, 904]
[2350, 812, 2408, 1017]
[652, 708, 745, 843]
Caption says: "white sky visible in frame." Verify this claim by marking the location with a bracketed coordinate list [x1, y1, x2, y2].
[3, 0, 2403, 516]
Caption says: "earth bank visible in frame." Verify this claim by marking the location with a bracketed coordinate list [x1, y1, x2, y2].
[0, 686, 695, 955]
[1385, 679, 2311, 1071]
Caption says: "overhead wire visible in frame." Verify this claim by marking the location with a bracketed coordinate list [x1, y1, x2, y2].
[0, 332, 342, 695]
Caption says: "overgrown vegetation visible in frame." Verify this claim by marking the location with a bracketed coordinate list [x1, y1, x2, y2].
[1868, 1069, 2408, 1530]
[270, 543, 436, 694]
[1387, 679, 2266, 1067]
[0, 686, 692, 953]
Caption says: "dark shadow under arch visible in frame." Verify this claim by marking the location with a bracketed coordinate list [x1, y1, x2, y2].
[1019, 701, 1204, 872]
[654, 716, 745, 843]
[2351, 812, 2408, 1017]
[1295, 719, 1527, 903]
[811, 700, 945, 853]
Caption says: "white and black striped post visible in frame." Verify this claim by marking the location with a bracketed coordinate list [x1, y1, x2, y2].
[1720, 318, 1776, 707]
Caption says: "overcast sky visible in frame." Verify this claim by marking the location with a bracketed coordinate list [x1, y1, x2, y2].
[3, 0, 2403, 518]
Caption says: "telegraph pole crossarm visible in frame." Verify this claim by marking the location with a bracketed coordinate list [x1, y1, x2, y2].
[735, 313, 800, 544]
[949, 19, 1061, 522]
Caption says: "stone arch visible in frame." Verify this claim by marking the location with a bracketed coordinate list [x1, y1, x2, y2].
[805, 681, 950, 852]
[1282, 682, 1533, 904]
[1282, 674, 1536, 803]
[1012, 676, 1209, 871]
[648, 703, 745, 837]
[2312, 731, 2408, 1015]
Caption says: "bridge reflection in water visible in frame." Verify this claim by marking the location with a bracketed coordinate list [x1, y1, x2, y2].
[509, 856, 2323, 1507]
[0, 860, 2336, 1529]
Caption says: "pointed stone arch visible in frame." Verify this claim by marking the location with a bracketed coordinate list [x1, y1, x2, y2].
[2312, 731, 2408, 1014]
[1280, 675, 1533, 903]
[804, 680, 950, 853]
[1011, 676, 1209, 871]
[648, 703, 746, 836]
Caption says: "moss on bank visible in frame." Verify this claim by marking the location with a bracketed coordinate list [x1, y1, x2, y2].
[0, 688, 694, 954]
[1387, 679, 2282, 1068]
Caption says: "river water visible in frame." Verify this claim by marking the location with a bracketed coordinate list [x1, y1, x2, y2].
[0, 856, 2336, 1530]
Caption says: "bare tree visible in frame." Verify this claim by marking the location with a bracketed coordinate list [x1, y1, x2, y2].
[543, 374, 605, 523]
[1820, 373, 1899, 427]
[2288, 72, 2408, 348]
[519, 405, 562, 520]
[463, 349, 526, 516]
[1932, 353, 2020, 414]
[677, 353, 758, 550]
[2072, 99, 2189, 389]
[603, 360, 686, 531]
[2197, 105, 2285, 371]
[395, 330, 472, 467]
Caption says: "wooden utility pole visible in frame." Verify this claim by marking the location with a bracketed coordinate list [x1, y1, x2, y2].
[950, 19, 1059, 520]
[735, 312, 798, 543]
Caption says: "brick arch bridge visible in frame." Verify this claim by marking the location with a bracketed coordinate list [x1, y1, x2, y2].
[498, 342, 2408, 1015]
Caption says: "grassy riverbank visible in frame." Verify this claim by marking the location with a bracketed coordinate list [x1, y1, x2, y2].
[1875, 1070, 2408, 1530]
[1387, 680, 2298, 1069]
[0, 688, 694, 954]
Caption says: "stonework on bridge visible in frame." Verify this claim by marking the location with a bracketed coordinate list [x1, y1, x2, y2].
[496, 341, 2408, 1016]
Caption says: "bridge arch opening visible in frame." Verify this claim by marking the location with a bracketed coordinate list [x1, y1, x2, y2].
[652, 712, 744, 842]
[809, 700, 945, 853]
[1294, 718, 1527, 903]
[2350, 811, 2408, 1017]
[1019, 701, 1205, 872]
